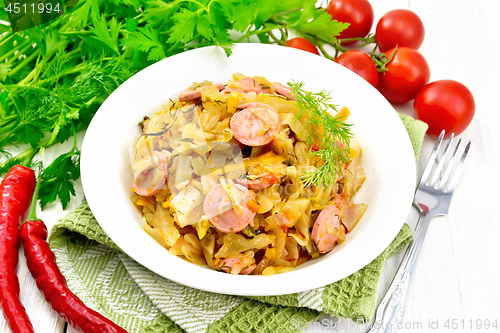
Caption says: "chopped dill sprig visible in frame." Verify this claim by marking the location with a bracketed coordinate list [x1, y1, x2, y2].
[288, 81, 353, 189]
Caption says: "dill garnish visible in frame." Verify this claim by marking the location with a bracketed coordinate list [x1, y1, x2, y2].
[288, 81, 353, 189]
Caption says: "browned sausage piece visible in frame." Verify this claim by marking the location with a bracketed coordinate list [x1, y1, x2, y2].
[230, 103, 280, 147]
[273, 82, 295, 101]
[234, 173, 282, 191]
[311, 205, 341, 254]
[236, 77, 270, 94]
[132, 151, 167, 196]
[179, 83, 224, 102]
[221, 87, 244, 95]
[203, 183, 256, 233]
[215, 257, 256, 275]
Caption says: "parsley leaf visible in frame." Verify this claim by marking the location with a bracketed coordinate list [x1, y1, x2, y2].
[168, 8, 199, 44]
[220, 0, 256, 32]
[107, 0, 142, 10]
[122, 27, 166, 61]
[14, 123, 45, 148]
[214, 29, 234, 56]
[89, 15, 122, 55]
[196, 15, 213, 39]
[125, 18, 139, 32]
[25, 29, 69, 59]
[143, 0, 180, 30]
[64, 0, 100, 29]
[292, 1, 349, 43]
[39, 151, 80, 209]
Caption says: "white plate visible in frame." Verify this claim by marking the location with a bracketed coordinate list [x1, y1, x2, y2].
[81, 43, 415, 296]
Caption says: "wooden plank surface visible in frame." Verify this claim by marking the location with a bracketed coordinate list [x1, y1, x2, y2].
[398, 0, 500, 330]
[2, 0, 499, 332]
[305, 0, 500, 331]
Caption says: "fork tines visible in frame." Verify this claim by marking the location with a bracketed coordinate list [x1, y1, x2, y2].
[418, 130, 471, 193]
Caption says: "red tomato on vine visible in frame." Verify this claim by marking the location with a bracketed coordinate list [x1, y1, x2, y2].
[378, 47, 430, 104]
[335, 50, 379, 88]
[285, 37, 320, 55]
[327, 0, 374, 45]
[376, 9, 425, 52]
[414, 80, 475, 138]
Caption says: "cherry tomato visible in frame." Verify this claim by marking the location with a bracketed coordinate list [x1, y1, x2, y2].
[285, 37, 320, 55]
[414, 80, 475, 138]
[335, 50, 379, 88]
[378, 47, 430, 104]
[327, 0, 374, 45]
[376, 9, 425, 52]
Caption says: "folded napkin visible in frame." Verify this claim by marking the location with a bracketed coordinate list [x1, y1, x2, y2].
[48, 113, 427, 333]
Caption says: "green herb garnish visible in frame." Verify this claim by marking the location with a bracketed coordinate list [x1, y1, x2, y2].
[288, 81, 353, 189]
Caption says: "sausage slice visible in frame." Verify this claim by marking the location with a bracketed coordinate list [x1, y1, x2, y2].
[203, 183, 256, 233]
[273, 82, 295, 101]
[132, 151, 167, 196]
[179, 83, 224, 102]
[236, 77, 270, 94]
[234, 173, 282, 191]
[230, 103, 280, 147]
[311, 205, 341, 254]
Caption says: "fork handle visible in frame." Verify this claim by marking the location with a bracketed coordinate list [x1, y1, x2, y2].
[368, 202, 431, 332]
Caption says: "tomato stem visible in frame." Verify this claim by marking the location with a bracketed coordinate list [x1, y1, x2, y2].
[371, 45, 397, 73]
[337, 34, 377, 46]
[235, 25, 283, 43]
[263, 23, 283, 44]
[316, 36, 347, 56]
[316, 41, 334, 61]
[279, 26, 288, 43]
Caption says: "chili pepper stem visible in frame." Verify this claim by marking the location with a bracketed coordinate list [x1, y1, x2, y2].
[27, 178, 42, 221]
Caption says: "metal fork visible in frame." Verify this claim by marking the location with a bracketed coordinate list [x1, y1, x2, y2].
[368, 130, 471, 333]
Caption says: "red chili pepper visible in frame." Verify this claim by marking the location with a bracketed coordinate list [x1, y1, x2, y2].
[20, 178, 128, 333]
[0, 165, 36, 333]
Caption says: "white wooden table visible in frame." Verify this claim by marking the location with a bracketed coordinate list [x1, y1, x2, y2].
[2, 0, 500, 332]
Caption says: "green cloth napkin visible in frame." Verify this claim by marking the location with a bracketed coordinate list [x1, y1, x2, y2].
[48, 113, 427, 333]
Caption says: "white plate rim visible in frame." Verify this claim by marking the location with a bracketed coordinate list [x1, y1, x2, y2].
[81, 43, 416, 296]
